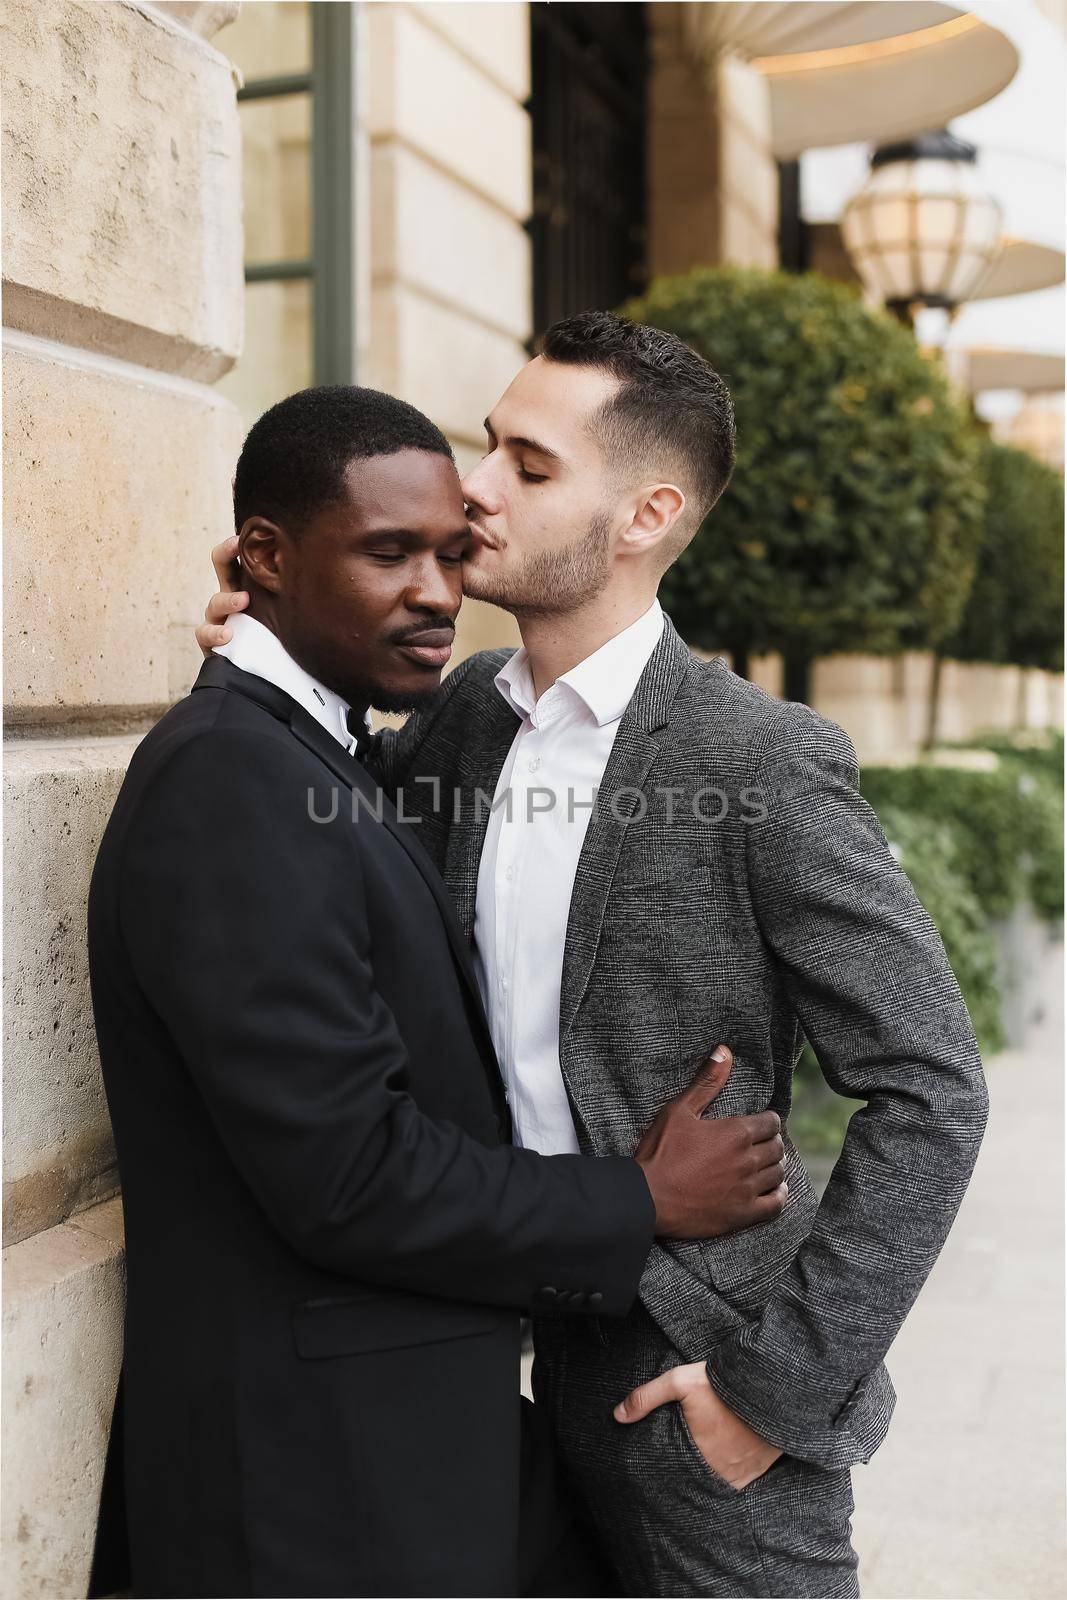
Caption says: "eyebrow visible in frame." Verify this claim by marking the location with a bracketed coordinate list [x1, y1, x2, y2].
[483, 418, 563, 463]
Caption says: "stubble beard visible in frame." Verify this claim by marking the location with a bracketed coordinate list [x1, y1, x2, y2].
[464, 509, 613, 618]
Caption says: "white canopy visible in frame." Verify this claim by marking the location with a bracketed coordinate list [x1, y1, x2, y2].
[683, 4, 1019, 159]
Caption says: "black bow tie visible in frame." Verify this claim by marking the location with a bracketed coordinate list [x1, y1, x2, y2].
[346, 708, 373, 759]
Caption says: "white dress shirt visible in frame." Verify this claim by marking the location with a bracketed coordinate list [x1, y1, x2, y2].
[213, 612, 370, 755]
[474, 600, 665, 1155]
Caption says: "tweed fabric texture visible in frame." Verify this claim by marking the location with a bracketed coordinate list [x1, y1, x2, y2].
[533, 1306, 859, 1598]
[370, 617, 989, 1470]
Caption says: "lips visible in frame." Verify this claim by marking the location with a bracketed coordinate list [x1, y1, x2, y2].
[394, 629, 455, 670]
[468, 523, 500, 551]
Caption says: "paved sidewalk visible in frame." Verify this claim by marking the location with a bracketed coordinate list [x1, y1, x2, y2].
[853, 938, 1065, 1599]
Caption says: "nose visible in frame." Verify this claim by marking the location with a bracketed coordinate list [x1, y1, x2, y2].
[460, 454, 500, 515]
[406, 554, 461, 619]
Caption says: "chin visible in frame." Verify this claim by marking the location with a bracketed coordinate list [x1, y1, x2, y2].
[368, 678, 446, 716]
[462, 565, 517, 610]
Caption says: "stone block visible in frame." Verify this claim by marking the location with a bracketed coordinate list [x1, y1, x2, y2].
[372, 143, 531, 342]
[1, 0, 242, 381]
[954, 661, 1022, 739]
[409, 1, 530, 101]
[368, 283, 527, 449]
[3, 738, 142, 1247]
[369, 5, 531, 221]
[3, 334, 242, 722]
[150, 1, 240, 39]
[2, 1199, 125, 1600]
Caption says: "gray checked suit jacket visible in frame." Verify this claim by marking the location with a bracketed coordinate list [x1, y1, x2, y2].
[369, 615, 989, 1470]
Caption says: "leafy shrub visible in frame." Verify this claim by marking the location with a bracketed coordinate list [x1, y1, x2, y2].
[943, 438, 1064, 672]
[790, 797, 1006, 1164]
[949, 728, 1064, 789]
[622, 267, 985, 686]
[860, 760, 1063, 922]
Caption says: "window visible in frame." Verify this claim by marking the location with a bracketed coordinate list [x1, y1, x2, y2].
[529, 3, 648, 341]
[218, 2, 357, 428]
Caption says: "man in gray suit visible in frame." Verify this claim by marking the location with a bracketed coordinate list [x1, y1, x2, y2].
[201, 315, 988, 1597]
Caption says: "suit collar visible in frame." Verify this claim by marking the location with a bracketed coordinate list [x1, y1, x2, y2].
[210, 615, 368, 753]
[193, 654, 499, 1073]
[492, 600, 665, 730]
[626, 613, 704, 734]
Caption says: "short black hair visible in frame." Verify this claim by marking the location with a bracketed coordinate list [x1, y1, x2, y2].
[540, 311, 735, 530]
[233, 385, 454, 534]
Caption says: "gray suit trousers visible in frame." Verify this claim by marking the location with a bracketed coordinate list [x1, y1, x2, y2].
[533, 1308, 859, 1600]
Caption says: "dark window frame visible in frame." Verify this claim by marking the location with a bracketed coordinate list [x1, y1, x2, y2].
[236, 3, 358, 385]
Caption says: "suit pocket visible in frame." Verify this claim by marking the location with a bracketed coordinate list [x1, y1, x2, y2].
[699, 1141, 819, 1306]
[292, 1290, 504, 1359]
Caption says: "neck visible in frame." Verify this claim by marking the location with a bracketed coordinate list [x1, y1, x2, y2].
[243, 599, 369, 726]
[516, 586, 658, 701]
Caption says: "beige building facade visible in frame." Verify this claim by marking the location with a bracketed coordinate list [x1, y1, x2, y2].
[2, 4, 1061, 1596]
[2, 1, 245, 1593]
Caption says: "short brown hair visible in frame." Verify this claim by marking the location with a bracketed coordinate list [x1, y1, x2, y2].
[540, 310, 736, 533]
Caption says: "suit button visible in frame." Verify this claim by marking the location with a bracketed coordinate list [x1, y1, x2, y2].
[588, 1292, 603, 1308]
[555, 1289, 573, 1304]
[538, 1286, 558, 1302]
[569, 1290, 586, 1307]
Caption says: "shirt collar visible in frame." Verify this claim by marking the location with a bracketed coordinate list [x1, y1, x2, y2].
[213, 613, 370, 754]
[494, 599, 665, 729]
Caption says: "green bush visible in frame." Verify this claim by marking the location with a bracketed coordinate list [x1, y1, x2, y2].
[876, 806, 1005, 1057]
[790, 796, 1008, 1165]
[943, 438, 1064, 672]
[622, 267, 985, 691]
[949, 727, 1064, 789]
[860, 760, 1064, 922]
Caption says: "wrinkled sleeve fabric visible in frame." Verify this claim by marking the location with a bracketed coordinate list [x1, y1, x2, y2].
[119, 727, 654, 1314]
[707, 705, 988, 1464]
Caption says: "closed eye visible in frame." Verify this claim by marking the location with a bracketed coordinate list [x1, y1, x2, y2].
[519, 467, 548, 484]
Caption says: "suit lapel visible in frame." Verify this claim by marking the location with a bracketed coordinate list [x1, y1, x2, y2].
[445, 693, 521, 943]
[287, 707, 492, 1027]
[193, 655, 504, 1084]
[558, 619, 695, 1047]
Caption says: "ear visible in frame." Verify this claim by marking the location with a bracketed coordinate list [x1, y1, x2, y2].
[620, 483, 686, 559]
[237, 517, 288, 594]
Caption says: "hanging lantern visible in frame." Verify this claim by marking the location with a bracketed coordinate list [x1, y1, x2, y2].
[841, 130, 1003, 319]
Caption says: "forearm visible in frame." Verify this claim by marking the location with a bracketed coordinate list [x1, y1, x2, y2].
[708, 1058, 987, 1451]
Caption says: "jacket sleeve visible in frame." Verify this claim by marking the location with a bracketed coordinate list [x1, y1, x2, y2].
[706, 706, 989, 1462]
[119, 727, 654, 1315]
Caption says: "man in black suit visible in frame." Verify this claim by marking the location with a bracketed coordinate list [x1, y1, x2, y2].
[88, 387, 788, 1598]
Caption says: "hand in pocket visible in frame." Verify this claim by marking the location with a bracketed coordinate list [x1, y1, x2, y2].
[614, 1361, 782, 1489]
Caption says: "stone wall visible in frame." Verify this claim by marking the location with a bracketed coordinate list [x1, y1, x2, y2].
[1, 2, 244, 1593]
[364, 0, 526, 657]
[648, 3, 779, 278]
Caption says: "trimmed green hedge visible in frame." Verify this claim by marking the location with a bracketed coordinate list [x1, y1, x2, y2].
[860, 758, 1064, 923]
[948, 728, 1064, 788]
[875, 806, 1005, 1057]
[791, 732, 1062, 1164]
[791, 796, 1007, 1159]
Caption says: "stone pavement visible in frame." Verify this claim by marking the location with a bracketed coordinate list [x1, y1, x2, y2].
[853, 937, 1065, 1599]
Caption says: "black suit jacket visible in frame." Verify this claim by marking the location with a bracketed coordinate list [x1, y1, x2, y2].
[87, 656, 654, 1598]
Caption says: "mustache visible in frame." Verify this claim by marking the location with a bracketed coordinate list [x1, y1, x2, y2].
[385, 616, 457, 645]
